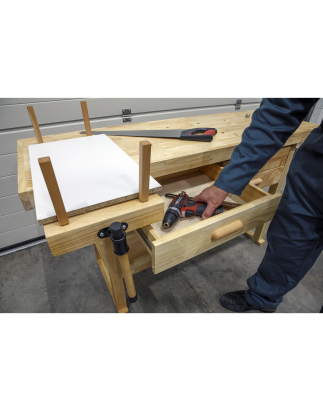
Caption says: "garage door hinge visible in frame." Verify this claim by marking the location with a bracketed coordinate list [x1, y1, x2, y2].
[122, 109, 132, 122]
[235, 100, 242, 110]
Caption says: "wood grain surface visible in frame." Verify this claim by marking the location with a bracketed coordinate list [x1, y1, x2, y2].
[18, 110, 317, 211]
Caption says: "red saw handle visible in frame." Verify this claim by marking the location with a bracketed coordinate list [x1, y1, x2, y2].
[180, 128, 217, 142]
[201, 129, 216, 136]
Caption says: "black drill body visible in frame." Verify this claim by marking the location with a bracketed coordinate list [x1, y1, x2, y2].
[162, 191, 224, 229]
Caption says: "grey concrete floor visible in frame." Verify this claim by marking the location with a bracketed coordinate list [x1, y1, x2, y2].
[1, 231, 322, 313]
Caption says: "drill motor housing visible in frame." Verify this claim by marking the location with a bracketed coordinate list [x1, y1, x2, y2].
[163, 191, 223, 229]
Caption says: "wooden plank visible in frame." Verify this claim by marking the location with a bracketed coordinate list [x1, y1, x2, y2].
[38, 157, 69, 226]
[151, 194, 282, 274]
[139, 141, 152, 202]
[17, 111, 317, 207]
[43, 194, 164, 257]
[0, 223, 44, 250]
[27, 106, 43, 144]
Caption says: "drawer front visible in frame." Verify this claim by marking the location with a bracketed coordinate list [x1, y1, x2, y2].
[151, 193, 281, 274]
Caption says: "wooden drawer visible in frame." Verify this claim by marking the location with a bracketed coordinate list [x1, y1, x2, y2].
[135, 164, 281, 274]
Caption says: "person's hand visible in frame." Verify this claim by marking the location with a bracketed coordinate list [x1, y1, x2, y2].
[193, 185, 229, 220]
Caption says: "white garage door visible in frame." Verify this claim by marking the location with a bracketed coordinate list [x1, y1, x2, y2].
[0, 98, 262, 250]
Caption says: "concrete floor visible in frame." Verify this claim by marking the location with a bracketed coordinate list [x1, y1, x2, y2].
[1, 230, 322, 313]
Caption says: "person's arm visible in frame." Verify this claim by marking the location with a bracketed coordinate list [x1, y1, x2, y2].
[193, 98, 318, 218]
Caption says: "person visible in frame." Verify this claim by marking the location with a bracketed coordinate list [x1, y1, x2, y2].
[192, 98, 323, 313]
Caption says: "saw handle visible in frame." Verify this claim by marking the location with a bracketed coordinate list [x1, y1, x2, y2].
[180, 128, 217, 142]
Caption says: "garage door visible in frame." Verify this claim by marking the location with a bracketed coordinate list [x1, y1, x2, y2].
[0, 98, 262, 250]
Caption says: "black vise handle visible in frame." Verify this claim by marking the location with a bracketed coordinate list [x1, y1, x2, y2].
[180, 128, 217, 142]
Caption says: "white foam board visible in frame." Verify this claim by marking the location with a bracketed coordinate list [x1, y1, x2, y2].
[29, 135, 161, 222]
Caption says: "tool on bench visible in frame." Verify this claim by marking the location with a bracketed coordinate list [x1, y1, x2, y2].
[80, 128, 217, 142]
[162, 191, 241, 229]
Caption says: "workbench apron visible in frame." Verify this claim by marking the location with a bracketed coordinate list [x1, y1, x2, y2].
[245, 124, 323, 309]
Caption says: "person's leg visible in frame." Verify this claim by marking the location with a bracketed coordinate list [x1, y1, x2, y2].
[244, 125, 323, 310]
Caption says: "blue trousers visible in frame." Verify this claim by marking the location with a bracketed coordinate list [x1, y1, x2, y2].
[245, 125, 323, 309]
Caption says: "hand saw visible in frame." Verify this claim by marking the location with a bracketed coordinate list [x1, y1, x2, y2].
[80, 127, 217, 142]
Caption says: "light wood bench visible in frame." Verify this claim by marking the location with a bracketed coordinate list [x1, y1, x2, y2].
[17, 109, 317, 312]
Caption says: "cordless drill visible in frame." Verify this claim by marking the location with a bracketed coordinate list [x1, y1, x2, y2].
[162, 191, 223, 229]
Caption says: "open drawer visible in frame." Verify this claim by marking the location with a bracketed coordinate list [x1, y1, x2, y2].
[136, 164, 281, 274]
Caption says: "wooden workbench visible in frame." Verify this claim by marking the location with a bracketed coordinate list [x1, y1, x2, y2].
[17, 110, 317, 312]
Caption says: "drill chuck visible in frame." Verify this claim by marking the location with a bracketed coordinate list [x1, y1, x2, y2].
[163, 206, 181, 228]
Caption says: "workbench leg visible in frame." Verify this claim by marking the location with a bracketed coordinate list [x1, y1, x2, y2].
[94, 239, 129, 313]
[118, 253, 137, 302]
[245, 144, 297, 246]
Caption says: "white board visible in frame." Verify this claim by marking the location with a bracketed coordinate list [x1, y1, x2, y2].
[29, 135, 161, 224]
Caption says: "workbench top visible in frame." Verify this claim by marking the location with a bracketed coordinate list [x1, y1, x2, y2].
[17, 110, 317, 211]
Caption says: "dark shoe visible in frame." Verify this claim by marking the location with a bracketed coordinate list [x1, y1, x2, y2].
[220, 290, 277, 313]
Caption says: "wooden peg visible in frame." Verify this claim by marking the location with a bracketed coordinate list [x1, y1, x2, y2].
[38, 157, 69, 226]
[211, 220, 243, 241]
[27, 106, 44, 144]
[139, 140, 152, 202]
[250, 178, 263, 186]
[80, 101, 92, 136]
